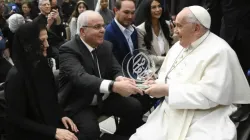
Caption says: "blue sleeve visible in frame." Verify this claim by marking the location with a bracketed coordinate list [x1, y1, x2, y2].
[0, 33, 6, 50]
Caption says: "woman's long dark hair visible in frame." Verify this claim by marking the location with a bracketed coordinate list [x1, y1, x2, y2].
[68, 0, 88, 23]
[143, 0, 172, 50]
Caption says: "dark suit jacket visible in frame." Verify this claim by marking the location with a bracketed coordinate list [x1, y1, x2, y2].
[59, 35, 122, 116]
[220, 0, 250, 45]
[170, 0, 203, 15]
[201, 0, 222, 35]
[104, 20, 138, 65]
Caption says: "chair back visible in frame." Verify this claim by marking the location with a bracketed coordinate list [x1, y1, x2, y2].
[65, 27, 71, 41]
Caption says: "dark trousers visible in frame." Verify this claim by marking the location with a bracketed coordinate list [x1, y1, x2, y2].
[72, 93, 144, 140]
[132, 94, 158, 114]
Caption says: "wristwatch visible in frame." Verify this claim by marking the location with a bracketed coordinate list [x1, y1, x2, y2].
[108, 81, 114, 93]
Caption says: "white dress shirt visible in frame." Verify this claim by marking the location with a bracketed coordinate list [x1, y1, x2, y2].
[156, 30, 165, 55]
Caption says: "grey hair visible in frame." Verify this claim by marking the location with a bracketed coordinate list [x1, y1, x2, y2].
[8, 14, 25, 33]
[38, 0, 50, 9]
[76, 10, 92, 34]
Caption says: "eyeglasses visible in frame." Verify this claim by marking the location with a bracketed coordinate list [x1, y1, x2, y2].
[82, 24, 105, 30]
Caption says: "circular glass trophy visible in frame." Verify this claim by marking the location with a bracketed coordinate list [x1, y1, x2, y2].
[121, 49, 156, 90]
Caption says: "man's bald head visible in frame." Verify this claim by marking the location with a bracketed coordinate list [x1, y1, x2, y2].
[77, 10, 104, 34]
[77, 10, 105, 48]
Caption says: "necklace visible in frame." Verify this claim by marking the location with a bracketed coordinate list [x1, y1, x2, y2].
[165, 31, 210, 81]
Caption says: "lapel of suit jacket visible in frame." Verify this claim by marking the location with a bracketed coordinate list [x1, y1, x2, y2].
[131, 28, 138, 50]
[111, 20, 133, 53]
[74, 35, 99, 76]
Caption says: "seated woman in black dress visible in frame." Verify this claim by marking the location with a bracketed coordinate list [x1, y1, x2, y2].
[4, 22, 79, 140]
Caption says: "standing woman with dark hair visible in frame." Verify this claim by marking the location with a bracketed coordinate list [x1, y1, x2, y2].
[68, 0, 88, 39]
[136, 0, 173, 71]
[4, 22, 79, 140]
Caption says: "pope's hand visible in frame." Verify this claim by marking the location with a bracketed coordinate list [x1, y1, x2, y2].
[61, 117, 79, 133]
[143, 80, 156, 85]
[144, 84, 169, 98]
[112, 80, 143, 96]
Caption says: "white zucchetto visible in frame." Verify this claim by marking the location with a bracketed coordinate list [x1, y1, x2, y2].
[188, 5, 211, 29]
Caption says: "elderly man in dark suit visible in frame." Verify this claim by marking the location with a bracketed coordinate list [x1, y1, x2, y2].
[59, 10, 144, 140]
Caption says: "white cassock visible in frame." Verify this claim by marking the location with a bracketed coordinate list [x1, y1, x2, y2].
[130, 31, 250, 140]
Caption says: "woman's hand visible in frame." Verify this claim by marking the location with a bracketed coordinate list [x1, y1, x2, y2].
[55, 128, 78, 140]
[61, 117, 79, 133]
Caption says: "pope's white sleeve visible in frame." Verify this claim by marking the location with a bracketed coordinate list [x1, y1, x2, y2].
[168, 83, 219, 109]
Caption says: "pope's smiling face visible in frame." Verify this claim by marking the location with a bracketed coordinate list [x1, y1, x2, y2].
[174, 8, 202, 48]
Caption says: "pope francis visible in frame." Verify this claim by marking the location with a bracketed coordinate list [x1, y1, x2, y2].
[129, 5, 250, 140]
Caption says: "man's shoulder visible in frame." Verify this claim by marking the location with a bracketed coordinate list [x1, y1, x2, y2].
[101, 40, 113, 47]
[33, 14, 46, 24]
[98, 40, 112, 51]
[60, 38, 79, 53]
[105, 21, 116, 32]
[206, 33, 232, 52]
[104, 23, 117, 40]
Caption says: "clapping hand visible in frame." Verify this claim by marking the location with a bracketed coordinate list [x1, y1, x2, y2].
[47, 14, 54, 28]
[50, 9, 59, 19]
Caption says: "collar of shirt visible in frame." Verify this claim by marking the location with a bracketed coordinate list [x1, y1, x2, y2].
[80, 37, 95, 53]
[114, 18, 134, 36]
[185, 31, 210, 52]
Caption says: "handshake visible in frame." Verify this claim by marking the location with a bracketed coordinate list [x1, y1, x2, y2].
[112, 76, 168, 98]
[112, 76, 156, 97]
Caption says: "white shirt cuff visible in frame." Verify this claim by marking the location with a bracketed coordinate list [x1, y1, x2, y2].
[100, 80, 112, 94]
